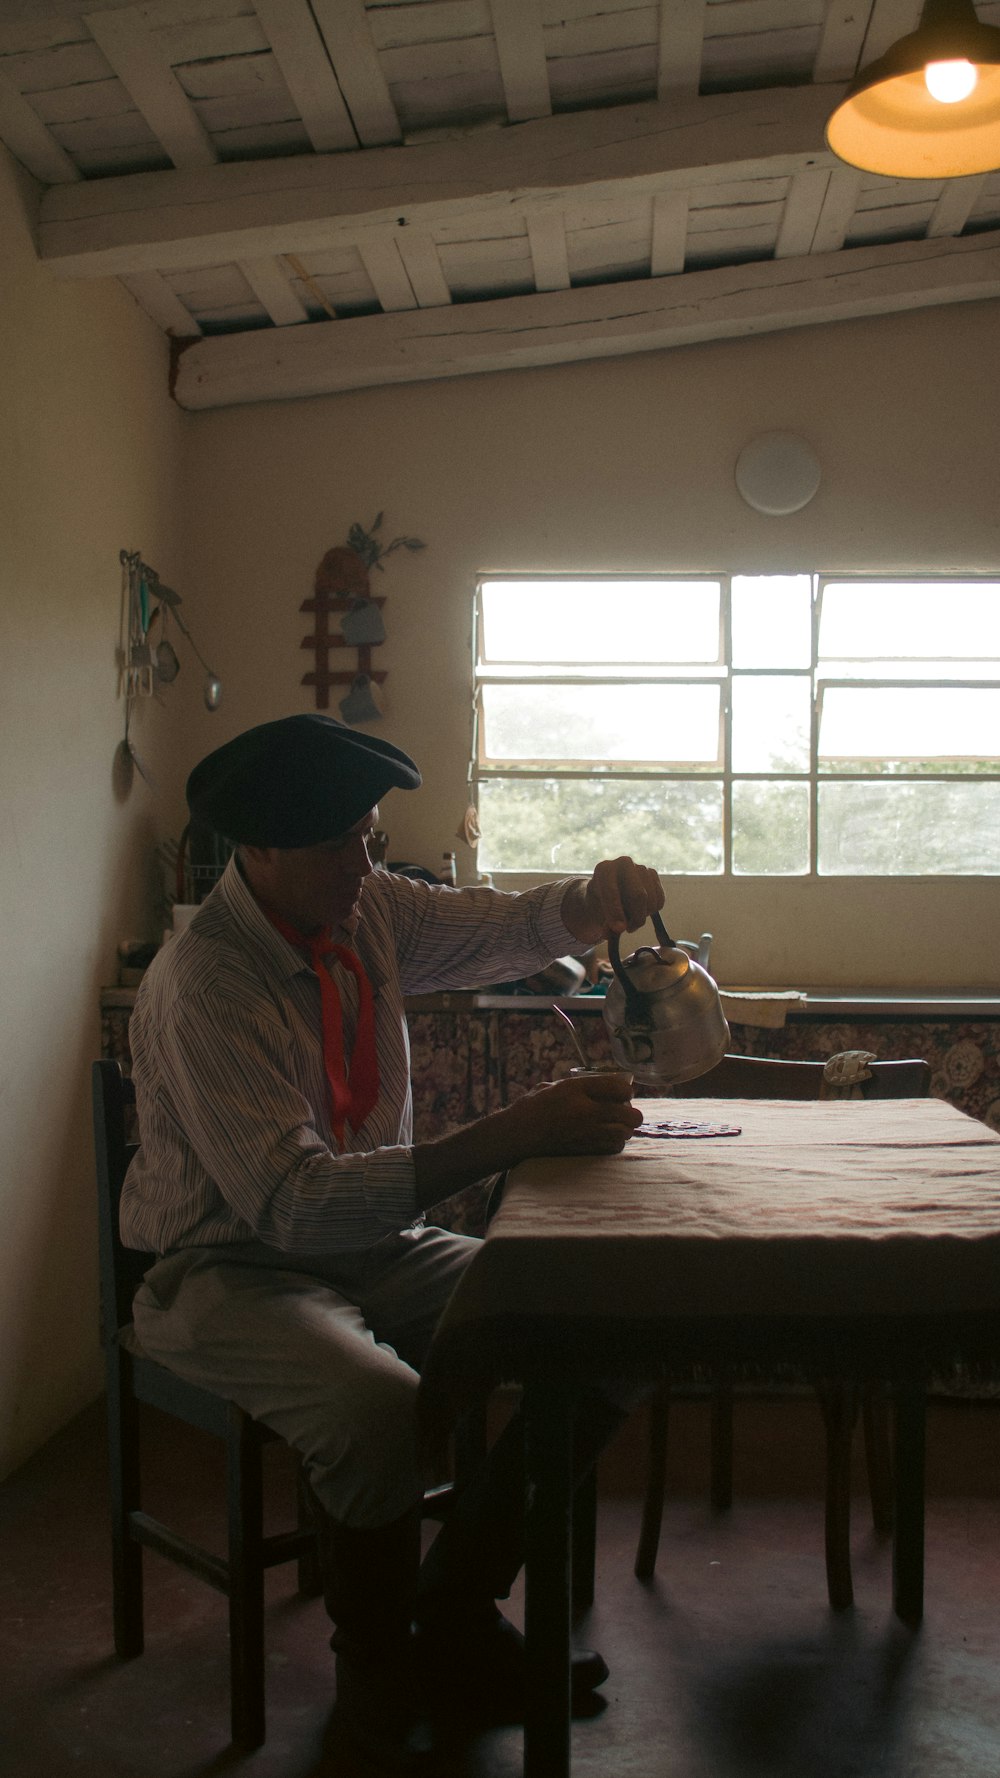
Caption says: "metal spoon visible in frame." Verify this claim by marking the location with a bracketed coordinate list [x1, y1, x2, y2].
[553, 1003, 589, 1069]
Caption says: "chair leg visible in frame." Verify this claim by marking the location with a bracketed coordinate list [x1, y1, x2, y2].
[634, 1384, 670, 1580]
[295, 1463, 323, 1598]
[816, 1381, 858, 1610]
[892, 1378, 926, 1625]
[862, 1383, 894, 1534]
[454, 1397, 491, 1484]
[227, 1407, 266, 1750]
[107, 1354, 144, 1658]
[709, 1369, 734, 1513]
[571, 1466, 597, 1617]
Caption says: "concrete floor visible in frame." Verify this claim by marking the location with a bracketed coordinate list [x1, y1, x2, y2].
[1, 1394, 998, 1777]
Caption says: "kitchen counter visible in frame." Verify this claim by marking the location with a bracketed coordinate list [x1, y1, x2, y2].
[102, 986, 1000, 1017]
[101, 985, 1000, 1164]
[407, 988, 1000, 1018]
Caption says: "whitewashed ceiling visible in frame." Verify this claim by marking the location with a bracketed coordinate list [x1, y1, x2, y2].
[3, 0, 1000, 410]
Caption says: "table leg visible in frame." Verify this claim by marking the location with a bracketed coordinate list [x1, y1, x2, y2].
[892, 1377, 926, 1625]
[523, 1374, 575, 1778]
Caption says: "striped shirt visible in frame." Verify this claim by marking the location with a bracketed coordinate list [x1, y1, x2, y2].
[121, 856, 580, 1259]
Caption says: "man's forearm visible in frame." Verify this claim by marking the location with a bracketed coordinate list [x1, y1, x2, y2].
[412, 1106, 523, 1210]
[411, 1072, 641, 1211]
[558, 878, 604, 946]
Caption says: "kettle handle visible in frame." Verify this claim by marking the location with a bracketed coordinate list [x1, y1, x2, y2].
[607, 909, 676, 1019]
[651, 909, 673, 949]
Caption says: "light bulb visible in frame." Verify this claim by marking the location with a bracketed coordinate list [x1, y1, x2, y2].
[924, 58, 979, 103]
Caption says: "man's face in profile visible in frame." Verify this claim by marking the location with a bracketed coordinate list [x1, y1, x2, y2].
[244, 806, 379, 934]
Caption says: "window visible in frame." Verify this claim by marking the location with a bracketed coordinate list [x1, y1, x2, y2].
[472, 575, 1000, 876]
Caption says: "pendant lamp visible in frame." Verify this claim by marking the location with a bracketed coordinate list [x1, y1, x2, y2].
[825, 0, 1000, 178]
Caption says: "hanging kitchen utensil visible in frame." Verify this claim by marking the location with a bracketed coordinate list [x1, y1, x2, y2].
[339, 671, 381, 723]
[154, 574, 223, 710]
[152, 594, 180, 684]
[154, 626, 180, 683]
[121, 548, 153, 699]
[341, 597, 387, 646]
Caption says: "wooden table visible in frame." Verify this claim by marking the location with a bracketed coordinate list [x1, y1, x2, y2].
[419, 1096, 1000, 1778]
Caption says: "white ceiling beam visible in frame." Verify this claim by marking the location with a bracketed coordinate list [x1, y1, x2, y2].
[172, 231, 1000, 411]
[395, 228, 452, 306]
[0, 0, 133, 21]
[774, 166, 831, 258]
[83, 5, 217, 170]
[490, 0, 551, 122]
[658, 0, 706, 98]
[308, 0, 401, 146]
[357, 234, 418, 311]
[811, 166, 862, 253]
[252, 0, 358, 153]
[650, 190, 688, 276]
[927, 174, 986, 238]
[526, 205, 569, 290]
[0, 66, 79, 181]
[120, 269, 200, 336]
[237, 255, 310, 325]
[860, 0, 921, 62]
[39, 83, 848, 279]
[813, 1, 872, 82]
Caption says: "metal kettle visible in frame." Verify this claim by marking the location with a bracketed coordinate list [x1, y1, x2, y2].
[603, 911, 730, 1087]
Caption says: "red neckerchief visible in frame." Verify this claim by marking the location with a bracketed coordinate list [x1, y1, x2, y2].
[266, 909, 379, 1144]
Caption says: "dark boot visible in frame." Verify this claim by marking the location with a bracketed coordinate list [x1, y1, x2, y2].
[414, 1598, 608, 1723]
[315, 1506, 435, 1770]
[414, 1394, 620, 1720]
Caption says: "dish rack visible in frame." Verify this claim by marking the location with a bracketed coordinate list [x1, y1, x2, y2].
[175, 820, 233, 905]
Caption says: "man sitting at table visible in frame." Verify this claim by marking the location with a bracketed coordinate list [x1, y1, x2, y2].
[120, 713, 660, 1766]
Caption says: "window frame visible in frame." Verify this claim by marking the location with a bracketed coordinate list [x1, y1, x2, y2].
[471, 571, 1000, 879]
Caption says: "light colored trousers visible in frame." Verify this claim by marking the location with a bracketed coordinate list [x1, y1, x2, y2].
[132, 1224, 479, 1528]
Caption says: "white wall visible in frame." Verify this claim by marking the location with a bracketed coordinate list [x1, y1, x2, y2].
[180, 300, 1000, 990]
[0, 148, 187, 1479]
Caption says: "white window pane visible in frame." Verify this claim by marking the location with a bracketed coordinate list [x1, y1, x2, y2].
[480, 683, 722, 765]
[818, 781, 1000, 874]
[731, 575, 812, 667]
[478, 778, 724, 873]
[732, 675, 811, 771]
[480, 579, 721, 664]
[820, 581, 1000, 664]
[819, 686, 1000, 767]
[732, 781, 810, 875]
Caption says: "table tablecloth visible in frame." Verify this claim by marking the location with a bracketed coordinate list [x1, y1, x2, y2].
[420, 1097, 1000, 1442]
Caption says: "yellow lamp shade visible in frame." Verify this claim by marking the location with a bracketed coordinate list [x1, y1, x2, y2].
[825, 0, 1000, 178]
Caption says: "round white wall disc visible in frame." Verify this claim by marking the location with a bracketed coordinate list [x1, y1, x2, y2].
[734, 432, 821, 516]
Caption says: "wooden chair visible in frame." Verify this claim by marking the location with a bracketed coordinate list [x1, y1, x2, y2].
[633, 1053, 933, 1609]
[92, 1059, 453, 1746]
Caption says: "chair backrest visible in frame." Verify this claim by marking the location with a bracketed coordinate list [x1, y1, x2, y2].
[92, 1058, 153, 1342]
[682, 1053, 932, 1101]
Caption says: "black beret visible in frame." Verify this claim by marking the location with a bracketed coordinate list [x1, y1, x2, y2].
[186, 714, 421, 847]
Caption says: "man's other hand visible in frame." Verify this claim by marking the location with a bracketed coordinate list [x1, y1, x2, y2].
[500, 1071, 641, 1161]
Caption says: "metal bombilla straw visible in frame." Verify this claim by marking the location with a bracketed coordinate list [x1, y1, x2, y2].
[553, 1003, 590, 1069]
